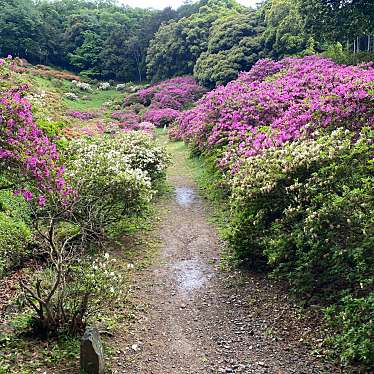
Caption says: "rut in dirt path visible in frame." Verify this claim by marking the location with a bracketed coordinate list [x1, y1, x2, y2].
[112, 140, 339, 374]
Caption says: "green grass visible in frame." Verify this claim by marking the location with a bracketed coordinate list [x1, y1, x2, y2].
[63, 89, 124, 111]
[29, 74, 124, 111]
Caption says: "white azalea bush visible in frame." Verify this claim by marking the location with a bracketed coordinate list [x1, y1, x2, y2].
[21, 132, 169, 334]
[71, 80, 92, 91]
[98, 82, 110, 90]
[65, 132, 169, 238]
[64, 92, 79, 101]
[227, 128, 374, 364]
[23, 251, 123, 334]
[229, 128, 373, 289]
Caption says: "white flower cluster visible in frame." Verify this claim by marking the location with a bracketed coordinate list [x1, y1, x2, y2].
[98, 82, 110, 90]
[64, 92, 79, 101]
[115, 83, 138, 92]
[66, 132, 170, 217]
[72, 80, 92, 91]
[116, 83, 128, 91]
[230, 128, 354, 204]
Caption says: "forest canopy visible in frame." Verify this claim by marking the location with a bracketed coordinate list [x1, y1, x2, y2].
[0, 0, 373, 86]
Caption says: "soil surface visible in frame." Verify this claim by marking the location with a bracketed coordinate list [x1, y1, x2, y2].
[111, 139, 341, 374]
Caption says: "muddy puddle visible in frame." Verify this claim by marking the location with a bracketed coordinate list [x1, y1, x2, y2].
[173, 259, 210, 293]
[175, 187, 195, 207]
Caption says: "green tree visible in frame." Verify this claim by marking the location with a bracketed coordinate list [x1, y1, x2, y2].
[146, 0, 242, 81]
[300, 0, 374, 50]
[194, 11, 265, 87]
[262, 0, 311, 58]
[0, 0, 44, 63]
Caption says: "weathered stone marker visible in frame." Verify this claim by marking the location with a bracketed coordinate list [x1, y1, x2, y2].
[80, 326, 105, 374]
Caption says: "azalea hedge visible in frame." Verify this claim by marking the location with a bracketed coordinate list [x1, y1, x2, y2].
[175, 56, 374, 366]
[123, 76, 206, 128]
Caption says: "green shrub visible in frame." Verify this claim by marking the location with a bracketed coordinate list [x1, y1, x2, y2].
[21, 252, 123, 334]
[19, 132, 169, 334]
[325, 294, 374, 366]
[323, 43, 374, 66]
[0, 190, 32, 277]
[229, 128, 373, 299]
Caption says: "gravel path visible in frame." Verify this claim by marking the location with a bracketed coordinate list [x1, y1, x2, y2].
[111, 141, 340, 374]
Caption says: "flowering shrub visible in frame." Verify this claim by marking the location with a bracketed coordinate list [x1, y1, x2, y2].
[134, 76, 205, 110]
[175, 56, 374, 366]
[325, 294, 374, 366]
[119, 121, 156, 136]
[0, 82, 74, 205]
[111, 111, 140, 124]
[116, 82, 138, 92]
[229, 128, 373, 292]
[22, 251, 124, 334]
[19, 132, 169, 333]
[177, 56, 374, 171]
[65, 132, 170, 227]
[98, 82, 110, 90]
[67, 110, 98, 120]
[72, 80, 92, 91]
[143, 108, 180, 128]
[64, 92, 79, 101]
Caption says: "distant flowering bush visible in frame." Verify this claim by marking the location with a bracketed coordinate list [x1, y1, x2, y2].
[116, 83, 128, 91]
[119, 121, 156, 136]
[98, 82, 110, 90]
[64, 92, 79, 101]
[143, 108, 180, 128]
[177, 56, 374, 171]
[111, 111, 140, 124]
[132, 76, 206, 110]
[67, 111, 98, 120]
[116, 82, 138, 92]
[72, 80, 92, 91]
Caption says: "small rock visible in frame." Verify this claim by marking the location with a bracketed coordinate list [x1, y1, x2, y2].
[80, 326, 105, 374]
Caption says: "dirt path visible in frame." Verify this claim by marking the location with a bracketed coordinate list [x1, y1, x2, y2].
[112, 139, 340, 374]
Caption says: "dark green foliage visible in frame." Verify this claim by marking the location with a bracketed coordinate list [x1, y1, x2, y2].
[325, 294, 374, 366]
[194, 11, 265, 87]
[300, 0, 374, 44]
[323, 43, 374, 65]
[262, 0, 314, 58]
[0, 188, 32, 277]
[0, 0, 45, 63]
[146, 0, 242, 81]
[0, 0, 174, 82]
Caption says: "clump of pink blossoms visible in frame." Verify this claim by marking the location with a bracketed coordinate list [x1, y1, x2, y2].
[176, 56, 374, 172]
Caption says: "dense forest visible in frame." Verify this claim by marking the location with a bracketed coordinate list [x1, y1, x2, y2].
[0, 0, 373, 373]
[1, 0, 373, 85]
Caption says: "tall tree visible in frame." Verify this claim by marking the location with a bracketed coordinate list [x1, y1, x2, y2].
[0, 0, 44, 63]
[194, 11, 265, 87]
[146, 0, 242, 81]
[262, 0, 312, 58]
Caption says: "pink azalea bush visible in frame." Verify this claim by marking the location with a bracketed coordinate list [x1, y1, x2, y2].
[0, 83, 74, 205]
[177, 56, 374, 171]
[119, 121, 156, 136]
[67, 111, 98, 120]
[111, 111, 140, 124]
[143, 108, 180, 128]
[134, 76, 206, 110]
